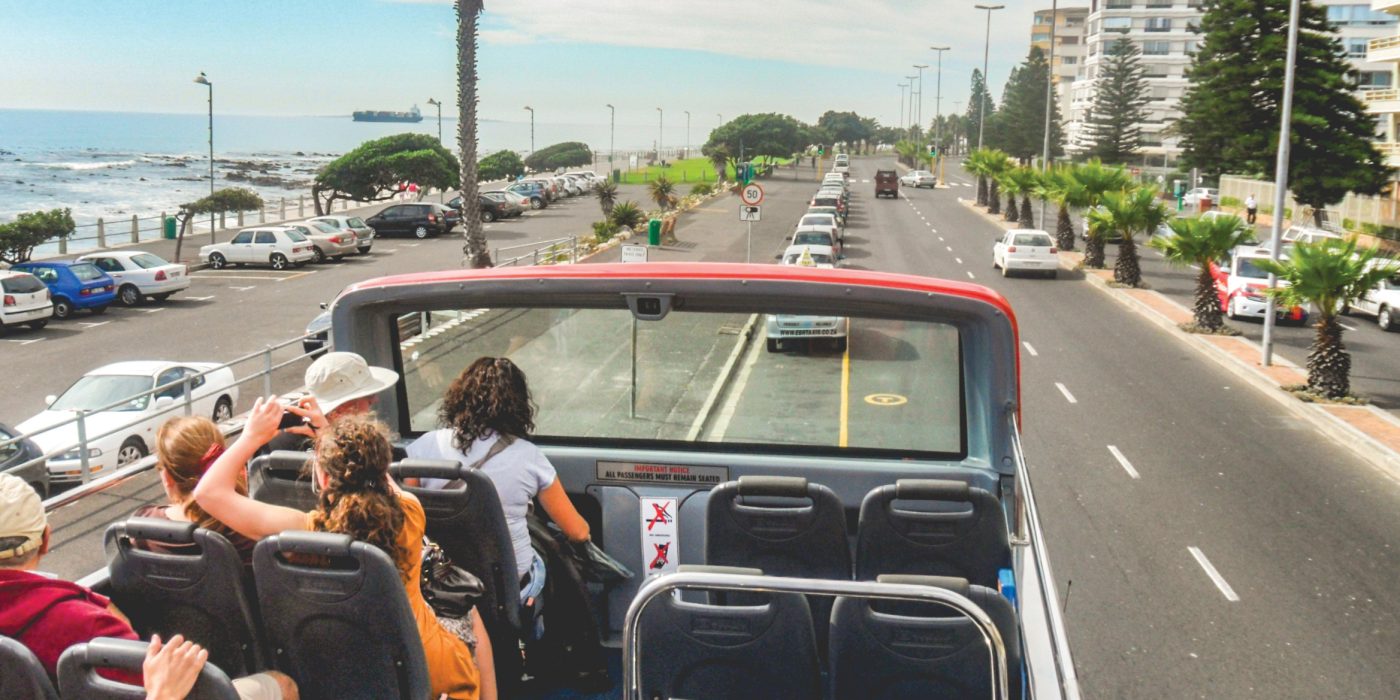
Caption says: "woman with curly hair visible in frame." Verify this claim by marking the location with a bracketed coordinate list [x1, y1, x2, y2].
[194, 399, 495, 700]
[407, 357, 590, 587]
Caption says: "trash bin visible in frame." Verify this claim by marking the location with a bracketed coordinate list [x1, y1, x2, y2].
[163, 216, 177, 240]
[647, 218, 662, 246]
[612, 169, 621, 183]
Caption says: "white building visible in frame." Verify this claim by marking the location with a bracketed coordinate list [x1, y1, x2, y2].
[1032, 7, 1090, 122]
[1344, 1, 1400, 169]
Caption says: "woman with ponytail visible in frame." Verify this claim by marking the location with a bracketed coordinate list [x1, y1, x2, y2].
[194, 398, 496, 700]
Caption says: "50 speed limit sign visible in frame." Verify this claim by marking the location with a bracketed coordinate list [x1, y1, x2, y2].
[739, 183, 764, 206]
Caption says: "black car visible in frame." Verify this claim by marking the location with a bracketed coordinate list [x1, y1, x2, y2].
[364, 203, 454, 239]
[2, 422, 48, 498]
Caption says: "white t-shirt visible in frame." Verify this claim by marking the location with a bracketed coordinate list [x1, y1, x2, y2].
[406, 429, 557, 580]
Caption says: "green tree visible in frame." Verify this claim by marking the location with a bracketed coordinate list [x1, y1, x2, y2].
[1178, 0, 1390, 224]
[966, 69, 997, 150]
[707, 144, 732, 183]
[594, 180, 619, 216]
[608, 201, 645, 230]
[0, 208, 74, 265]
[1149, 214, 1255, 331]
[1108, 186, 1167, 287]
[992, 47, 1065, 162]
[457, 0, 489, 268]
[172, 188, 264, 263]
[312, 133, 459, 216]
[1038, 166, 1088, 251]
[1255, 238, 1399, 398]
[702, 113, 810, 175]
[1071, 160, 1132, 267]
[524, 141, 593, 172]
[1084, 37, 1150, 164]
[965, 149, 994, 206]
[649, 177, 677, 210]
[816, 111, 873, 149]
[478, 150, 525, 182]
[983, 149, 1012, 216]
[997, 168, 1035, 223]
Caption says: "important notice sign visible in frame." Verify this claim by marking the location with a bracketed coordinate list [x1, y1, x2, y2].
[596, 460, 728, 486]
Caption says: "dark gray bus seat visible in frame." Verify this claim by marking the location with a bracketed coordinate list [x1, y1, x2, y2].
[0, 635, 58, 700]
[389, 458, 522, 694]
[57, 637, 240, 700]
[829, 574, 1022, 700]
[247, 450, 317, 511]
[103, 518, 265, 677]
[252, 531, 429, 700]
[638, 565, 821, 700]
[856, 479, 1009, 587]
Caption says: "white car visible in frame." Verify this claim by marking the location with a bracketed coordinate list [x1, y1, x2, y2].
[768, 245, 849, 352]
[823, 174, 848, 190]
[0, 271, 53, 332]
[76, 251, 190, 306]
[563, 171, 603, 185]
[833, 154, 850, 175]
[1348, 259, 1400, 331]
[900, 170, 937, 188]
[798, 213, 842, 243]
[792, 228, 842, 258]
[1210, 245, 1309, 323]
[993, 229, 1059, 278]
[1183, 187, 1219, 208]
[16, 361, 240, 483]
[309, 215, 375, 255]
[1282, 226, 1342, 247]
[201, 226, 317, 270]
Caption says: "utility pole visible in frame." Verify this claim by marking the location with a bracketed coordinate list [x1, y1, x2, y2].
[684, 110, 691, 160]
[426, 97, 442, 144]
[1038, 0, 1059, 229]
[193, 72, 214, 242]
[931, 46, 949, 184]
[975, 4, 1005, 149]
[523, 106, 535, 154]
[606, 104, 615, 180]
[656, 107, 663, 163]
[914, 64, 928, 138]
[1262, 0, 1302, 367]
[898, 83, 907, 134]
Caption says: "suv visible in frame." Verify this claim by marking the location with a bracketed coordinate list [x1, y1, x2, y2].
[11, 261, 115, 319]
[1210, 245, 1308, 323]
[364, 203, 453, 239]
[0, 270, 54, 332]
[874, 169, 899, 198]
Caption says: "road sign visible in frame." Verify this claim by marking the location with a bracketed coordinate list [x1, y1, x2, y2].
[740, 183, 764, 205]
[739, 205, 761, 222]
[620, 244, 648, 263]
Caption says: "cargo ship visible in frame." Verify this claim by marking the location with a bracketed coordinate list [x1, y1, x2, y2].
[352, 105, 423, 123]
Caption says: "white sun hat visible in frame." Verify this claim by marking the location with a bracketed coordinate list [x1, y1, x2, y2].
[304, 352, 400, 414]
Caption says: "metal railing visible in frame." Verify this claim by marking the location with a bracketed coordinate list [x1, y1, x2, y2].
[492, 236, 581, 267]
[1368, 35, 1400, 53]
[623, 571, 1011, 700]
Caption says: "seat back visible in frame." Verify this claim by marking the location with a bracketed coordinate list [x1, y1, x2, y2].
[829, 575, 1022, 700]
[247, 450, 317, 510]
[0, 635, 58, 700]
[638, 565, 821, 700]
[57, 637, 239, 700]
[856, 479, 1009, 587]
[103, 518, 263, 677]
[252, 531, 429, 700]
[389, 459, 522, 692]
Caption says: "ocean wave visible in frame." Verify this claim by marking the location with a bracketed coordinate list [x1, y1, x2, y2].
[29, 159, 138, 171]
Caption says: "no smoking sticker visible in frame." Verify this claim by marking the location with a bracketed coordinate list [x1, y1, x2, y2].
[640, 496, 679, 574]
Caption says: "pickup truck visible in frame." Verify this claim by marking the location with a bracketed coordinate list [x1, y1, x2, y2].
[874, 169, 899, 198]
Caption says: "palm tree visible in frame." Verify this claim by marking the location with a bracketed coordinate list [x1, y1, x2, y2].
[1113, 186, 1166, 287]
[984, 150, 1011, 216]
[1256, 238, 1399, 398]
[1149, 214, 1254, 331]
[996, 170, 1020, 223]
[1002, 167, 1039, 227]
[594, 180, 618, 216]
[1083, 201, 1116, 269]
[609, 201, 646, 231]
[965, 150, 991, 207]
[456, 0, 489, 268]
[649, 177, 676, 210]
[1038, 167, 1087, 251]
[1070, 160, 1130, 268]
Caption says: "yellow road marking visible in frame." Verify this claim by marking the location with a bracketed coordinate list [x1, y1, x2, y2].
[864, 393, 908, 406]
[839, 339, 850, 448]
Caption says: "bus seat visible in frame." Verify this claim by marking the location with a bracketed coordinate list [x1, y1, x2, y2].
[57, 637, 240, 700]
[856, 479, 1008, 587]
[829, 575, 1022, 700]
[103, 518, 264, 677]
[0, 635, 58, 700]
[638, 565, 821, 700]
[389, 458, 523, 694]
[247, 450, 317, 511]
[252, 531, 429, 700]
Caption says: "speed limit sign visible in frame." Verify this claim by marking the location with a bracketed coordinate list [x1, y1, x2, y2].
[740, 183, 764, 205]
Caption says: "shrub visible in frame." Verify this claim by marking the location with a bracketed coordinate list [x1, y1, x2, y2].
[478, 150, 525, 182]
[524, 141, 593, 171]
[0, 208, 75, 264]
[690, 183, 712, 196]
[649, 177, 676, 210]
[609, 201, 646, 231]
[592, 220, 620, 243]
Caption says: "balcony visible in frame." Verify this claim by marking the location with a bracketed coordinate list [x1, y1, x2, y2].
[1373, 0, 1400, 15]
[1363, 88, 1400, 114]
[1376, 140, 1400, 167]
[1367, 34, 1400, 63]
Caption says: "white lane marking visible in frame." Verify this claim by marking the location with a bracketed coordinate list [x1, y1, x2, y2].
[939, 236, 945, 242]
[709, 320, 767, 441]
[955, 257, 963, 265]
[78, 321, 110, 328]
[185, 296, 214, 301]
[1055, 382, 1078, 404]
[3, 338, 43, 345]
[1022, 341, 1038, 356]
[231, 286, 256, 292]
[1188, 546, 1240, 602]
[966, 271, 976, 279]
[141, 308, 164, 314]
[1107, 445, 1141, 479]
[404, 243, 422, 248]
[929, 228, 937, 233]
[946, 246, 954, 252]
[1340, 322, 1358, 332]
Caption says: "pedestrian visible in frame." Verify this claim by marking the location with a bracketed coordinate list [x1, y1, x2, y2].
[1245, 194, 1258, 225]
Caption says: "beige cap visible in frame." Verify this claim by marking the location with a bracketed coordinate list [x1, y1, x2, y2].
[304, 352, 400, 414]
[0, 474, 45, 561]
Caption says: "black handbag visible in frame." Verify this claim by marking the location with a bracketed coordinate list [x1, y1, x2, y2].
[420, 538, 485, 620]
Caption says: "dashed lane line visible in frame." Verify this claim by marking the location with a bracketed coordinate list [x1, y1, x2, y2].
[78, 321, 110, 329]
[1107, 445, 1141, 479]
[1054, 382, 1078, 404]
[231, 286, 256, 292]
[2, 338, 42, 345]
[1340, 322, 1359, 332]
[955, 257, 963, 265]
[185, 296, 215, 301]
[966, 271, 976, 279]
[1188, 546, 1241, 602]
[1022, 341, 1038, 356]
[140, 308, 164, 314]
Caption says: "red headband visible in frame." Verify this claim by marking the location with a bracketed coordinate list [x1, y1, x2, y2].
[198, 443, 225, 474]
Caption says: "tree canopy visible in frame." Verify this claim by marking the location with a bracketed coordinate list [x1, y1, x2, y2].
[703, 113, 811, 166]
[1084, 37, 1150, 164]
[478, 150, 525, 182]
[311, 133, 460, 215]
[990, 47, 1064, 162]
[966, 69, 997, 149]
[0, 208, 74, 265]
[524, 141, 593, 171]
[172, 187, 265, 262]
[816, 111, 874, 147]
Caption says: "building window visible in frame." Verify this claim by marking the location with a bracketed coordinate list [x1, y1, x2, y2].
[1359, 71, 1394, 89]
[1327, 5, 1397, 27]
[1348, 39, 1368, 57]
[1104, 16, 1132, 32]
[1145, 17, 1172, 32]
[1146, 0, 1172, 7]
[1062, 56, 1079, 65]
[1106, 0, 1133, 8]
[1061, 35, 1080, 45]
[1144, 64, 1170, 78]
[1033, 32, 1051, 42]
[1142, 40, 1172, 55]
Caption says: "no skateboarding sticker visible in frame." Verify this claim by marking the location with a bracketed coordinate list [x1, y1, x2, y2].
[640, 496, 679, 574]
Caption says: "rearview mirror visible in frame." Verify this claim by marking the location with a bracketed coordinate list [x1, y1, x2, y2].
[154, 396, 175, 410]
[44, 395, 56, 406]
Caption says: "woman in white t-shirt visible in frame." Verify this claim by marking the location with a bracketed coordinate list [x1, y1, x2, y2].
[407, 357, 591, 588]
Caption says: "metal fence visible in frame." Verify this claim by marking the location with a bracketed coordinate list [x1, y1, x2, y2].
[493, 236, 582, 267]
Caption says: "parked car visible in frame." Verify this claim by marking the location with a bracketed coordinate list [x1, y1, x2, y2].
[507, 181, 548, 209]
[833, 153, 850, 175]
[811, 194, 847, 223]
[489, 189, 533, 213]
[364, 203, 454, 239]
[792, 228, 842, 258]
[874, 169, 899, 198]
[522, 178, 559, 201]
[16, 360, 239, 483]
[201, 226, 316, 270]
[286, 221, 359, 263]
[768, 244, 848, 352]
[0, 270, 54, 332]
[1209, 245, 1309, 323]
[304, 306, 332, 356]
[1282, 226, 1343, 247]
[1183, 187, 1219, 208]
[0, 422, 48, 498]
[1347, 258, 1400, 331]
[900, 170, 937, 188]
[563, 171, 603, 186]
[11, 260, 115, 319]
[76, 251, 190, 306]
[308, 215, 376, 255]
[780, 243, 838, 267]
[477, 193, 518, 222]
[800, 212, 842, 242]
[993, 229, 1059, 278]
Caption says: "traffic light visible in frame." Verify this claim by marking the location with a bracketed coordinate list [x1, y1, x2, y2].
[817, 144, 825, 156]
[929, 144, 937, 156]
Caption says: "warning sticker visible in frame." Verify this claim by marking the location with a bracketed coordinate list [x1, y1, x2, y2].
[596, 460, 728, 486]
[640, 497, 679, 574]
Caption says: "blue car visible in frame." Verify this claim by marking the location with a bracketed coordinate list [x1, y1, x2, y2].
[12, 260, 117, 319]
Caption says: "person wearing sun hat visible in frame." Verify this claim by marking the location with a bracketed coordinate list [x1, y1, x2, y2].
[264, 351, 401, 453]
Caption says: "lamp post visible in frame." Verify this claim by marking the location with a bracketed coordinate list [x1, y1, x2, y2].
[426, 98, 443, 144]
[656, 107, 663, 163]
[898, 82, 908, 133]
[913, 64, 928, 138]
[1038, 0, 1059, 229]
[1262, 0, 1302, 367]
[193, 72, 214, 242]
[606, 104, 615, 180]
[523, 106, 535, 154]
[906, 75, 918, 139]
[931, 47, 949, 183]
[975, 4, 1005, 149]
[684, 110, 691, 160]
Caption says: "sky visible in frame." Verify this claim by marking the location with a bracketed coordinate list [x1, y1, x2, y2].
[0, 0, 1044, 134]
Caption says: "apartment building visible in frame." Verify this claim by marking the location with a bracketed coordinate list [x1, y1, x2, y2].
[1031, 7, 1091, 120]
[1347, 1, 1400, 168]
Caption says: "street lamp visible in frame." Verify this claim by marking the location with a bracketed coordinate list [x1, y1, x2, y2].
[684, 110, 691, 160]
[426, 98, 443, 144]
[975, 4, 1005, 149]
[523, 106, 535, 154]
[898, 82, 908, 133]
[906, 75, 918, 139]
[656, 107, 663, 163]
[1262, 0, 1303, 366]
[1039, 1, 1059, 229]
[913, 64, 928, 137]
[193, 72, 214, 242]
[606, 104, 615, 180]
[931, 47, 949, 182]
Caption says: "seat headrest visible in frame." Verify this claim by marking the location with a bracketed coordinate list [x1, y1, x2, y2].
[737, 475, 808, 498]
[255, 450, 312, 472]
[677, 564, 765, 577]
[875, 574, 972, 598]
[120, 517, 197, 544]
[271, 530, 354, 556]
[894, 479, 970, 502]
[389, 458, 462, 482]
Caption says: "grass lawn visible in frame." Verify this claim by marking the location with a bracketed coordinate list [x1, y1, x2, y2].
[617, 156, 796, 184]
